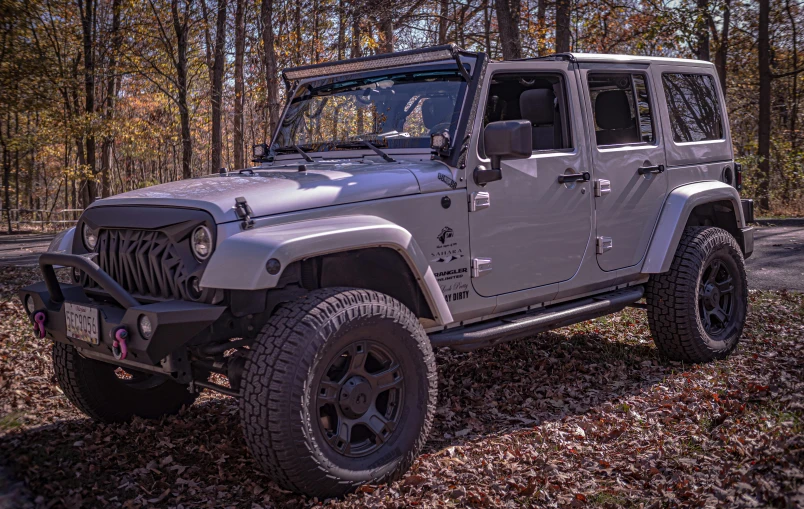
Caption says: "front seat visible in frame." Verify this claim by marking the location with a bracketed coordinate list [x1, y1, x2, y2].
[594, 90, 639, 145]
[519, 89, 557, 151]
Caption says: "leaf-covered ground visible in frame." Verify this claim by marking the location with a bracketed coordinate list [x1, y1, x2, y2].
[1, 266, 802, 508]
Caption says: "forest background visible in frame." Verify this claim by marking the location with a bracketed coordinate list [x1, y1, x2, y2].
[0, 0, 800, 232]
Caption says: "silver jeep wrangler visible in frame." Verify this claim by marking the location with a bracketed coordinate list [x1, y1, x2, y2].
[20, 45, 754, 498]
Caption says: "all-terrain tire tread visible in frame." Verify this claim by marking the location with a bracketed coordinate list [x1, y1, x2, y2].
[645, 226, 747, 363]
[239, 288, 437, 497]
[53, 342, 198, 423]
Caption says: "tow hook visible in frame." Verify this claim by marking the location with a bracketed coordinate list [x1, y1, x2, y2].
[32, 311, 47, 339]
[112, 327, 129, 360]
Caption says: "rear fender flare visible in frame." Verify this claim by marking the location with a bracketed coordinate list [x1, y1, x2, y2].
[200, 215, 453, 325]
[642, 181, 745, 274]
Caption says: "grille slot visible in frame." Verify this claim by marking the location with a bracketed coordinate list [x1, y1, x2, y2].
[82, 229, 190, 301]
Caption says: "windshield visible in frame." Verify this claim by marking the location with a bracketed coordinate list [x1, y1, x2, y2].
[273, 68, 467, 153]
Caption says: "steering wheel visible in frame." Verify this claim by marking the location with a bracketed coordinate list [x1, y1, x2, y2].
[428, 122, 453, 136]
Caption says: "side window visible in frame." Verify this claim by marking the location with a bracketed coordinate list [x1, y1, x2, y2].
[482, 73, 572, 152]
[662, 73, 723, 143]
[587, 73, 655, 146]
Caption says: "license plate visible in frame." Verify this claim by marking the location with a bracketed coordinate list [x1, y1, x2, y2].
[64, 302, 100, 345]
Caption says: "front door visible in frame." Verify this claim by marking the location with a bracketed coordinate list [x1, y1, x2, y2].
[579, 65, 669, 272]
[467, 62, 593, 297]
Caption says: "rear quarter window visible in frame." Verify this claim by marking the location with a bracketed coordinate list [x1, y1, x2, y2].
[662, 73, 723, 143]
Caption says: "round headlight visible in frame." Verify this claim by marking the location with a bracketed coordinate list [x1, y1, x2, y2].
[82, 224, 98, 251]
[138, 314, 153, 339]
[191, 225, 212, 261]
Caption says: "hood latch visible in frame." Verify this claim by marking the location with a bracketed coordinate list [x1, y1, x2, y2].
[234, 197, 255, 230]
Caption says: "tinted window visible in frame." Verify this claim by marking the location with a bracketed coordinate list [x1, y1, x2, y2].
[483, 73, 572, 152]
[662, 73, 723, 143]
[587, 73, 655, 146]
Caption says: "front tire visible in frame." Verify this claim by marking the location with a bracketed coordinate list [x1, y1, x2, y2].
[53, 342, 199, 422]
[646, 226, 748, 363]
[239, 288, 437, 498]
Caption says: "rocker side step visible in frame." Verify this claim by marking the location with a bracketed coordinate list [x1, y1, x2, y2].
[429, 286, 645, 352]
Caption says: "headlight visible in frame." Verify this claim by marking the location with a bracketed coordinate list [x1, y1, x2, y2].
[191, 225, 212, 261]
[82, 224, 98, 251]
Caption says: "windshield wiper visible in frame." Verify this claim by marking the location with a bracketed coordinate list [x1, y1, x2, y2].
[293, 145, 314, 162]
[333, 141, 395, 163]
[361, 141, 395, 163]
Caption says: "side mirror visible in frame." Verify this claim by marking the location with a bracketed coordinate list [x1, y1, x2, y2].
[483, 120, 532, 171]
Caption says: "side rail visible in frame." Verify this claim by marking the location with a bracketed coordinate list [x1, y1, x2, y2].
[200, 215, 453, 325]
[642, 181, 752, 274]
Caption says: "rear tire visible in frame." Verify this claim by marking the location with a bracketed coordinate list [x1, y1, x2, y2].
[239, 288, 437, 498]
[53, 342, 198, 422]
[646, 226, 748, 363]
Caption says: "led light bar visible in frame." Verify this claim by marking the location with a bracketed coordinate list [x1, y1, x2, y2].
[282, 44, 474, 82]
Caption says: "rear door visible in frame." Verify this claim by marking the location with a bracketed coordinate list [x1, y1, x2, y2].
[579, 63, 669, 272]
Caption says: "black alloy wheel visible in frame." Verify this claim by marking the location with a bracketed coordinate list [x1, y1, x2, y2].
[316, 340, 405, 458]
[239, 288, 437, 498]
[698, 257, 736, 337]
[645, 226, 748, 363]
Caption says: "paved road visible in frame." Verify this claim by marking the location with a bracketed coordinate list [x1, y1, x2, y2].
[0, 233, 55, 267]
[745, 220, 804, 292]
[1, 224, 802, 291]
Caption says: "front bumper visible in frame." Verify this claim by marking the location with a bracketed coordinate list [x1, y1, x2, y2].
[19, 252, 225, 366]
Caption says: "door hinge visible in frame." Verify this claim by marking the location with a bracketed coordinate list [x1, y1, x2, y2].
[596, 236, 613, 255]
[471, 257, 493, 278]
[469, 191, 491, 212]
[594, 179, 611, 197]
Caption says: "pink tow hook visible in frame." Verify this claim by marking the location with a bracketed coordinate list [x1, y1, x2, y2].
[112, 328, 129, 360]
[33, 311, 46, 339]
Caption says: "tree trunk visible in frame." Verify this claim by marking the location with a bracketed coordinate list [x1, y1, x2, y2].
[100, 0, 122, 197]
[234, 0, 246, 169]
[713, 0, 729, 93]
[696, 0, 710, 61]
[173, 0, 193, 179]
[211, 0, 228, 171]
[380, 15, 393, 53]
[78, 0, 97, 207]
[352, 14, 363, 133]
[261, 0, 280, 140]
[757, 0, 771, 211]
[536, 0, 546, 55]
[555, 0, 570, 53]
[2, 113, 11, 233]
[438, 0, 449, 44]
[495, 0, 521, 59]
[786, 0, 798, 156]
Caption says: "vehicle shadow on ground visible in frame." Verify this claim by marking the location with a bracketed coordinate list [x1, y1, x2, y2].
[0, 318, 673, 507]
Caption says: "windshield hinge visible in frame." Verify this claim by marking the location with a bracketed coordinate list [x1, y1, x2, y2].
[234, 197, 255, 230]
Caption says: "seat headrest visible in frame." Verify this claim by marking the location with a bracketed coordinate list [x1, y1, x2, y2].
[422, 97, 454, 129]
[595, 90, 634, 130]
[519, 89, 556, 126]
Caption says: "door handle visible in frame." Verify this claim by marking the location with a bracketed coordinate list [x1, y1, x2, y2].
[557, 172, 591, 184]
[637, 164, 665, 175]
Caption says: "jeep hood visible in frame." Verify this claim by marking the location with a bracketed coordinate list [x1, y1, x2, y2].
[92, 160, 454, 223]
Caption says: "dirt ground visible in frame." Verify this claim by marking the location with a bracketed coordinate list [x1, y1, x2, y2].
[1, 265, 802, 508]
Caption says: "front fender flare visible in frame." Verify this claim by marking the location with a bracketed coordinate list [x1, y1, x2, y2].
[200, 215, 453, 325]
[642, 181, 745, 274]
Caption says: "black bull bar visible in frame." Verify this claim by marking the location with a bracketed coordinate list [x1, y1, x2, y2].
[18, 252, 225, 365]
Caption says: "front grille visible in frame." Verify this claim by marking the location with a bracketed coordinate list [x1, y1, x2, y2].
[82, 229, 192, 300]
